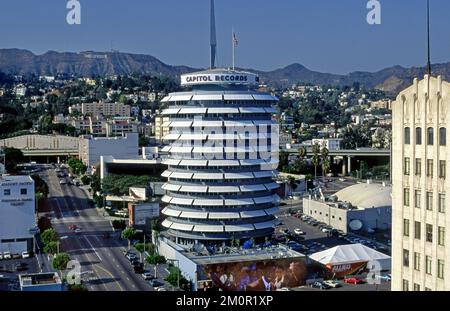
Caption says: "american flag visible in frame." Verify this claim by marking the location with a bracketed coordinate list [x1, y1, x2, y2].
[233, 32, 238, 48]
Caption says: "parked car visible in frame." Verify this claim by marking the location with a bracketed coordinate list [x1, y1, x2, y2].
[375, 274, 391, 282]
[74, 228, 81, 234]
[323, 280, 342, 288]
[68, 224, 78, 231]
[312, 281, 331, 290]
[150, 279, 164, 287]
[126, 253, 138, 261]
[142, 272, 155, 280]
[15, 262, 28, 271]
[0, 253, 3, 260]
[133, 263, 144, 273]
[21, 251, 30, 259]
[344, 276, 365, 284]
[294, 229, 306, 235]
[3, 252, 11, 260]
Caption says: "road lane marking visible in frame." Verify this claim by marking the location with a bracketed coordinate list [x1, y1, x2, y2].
[83, 236, 102, 261]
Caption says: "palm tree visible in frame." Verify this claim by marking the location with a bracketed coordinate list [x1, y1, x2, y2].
[321, 147, 329, 182]
[298, 146, 307, 159]
[312, 144, 320, 181]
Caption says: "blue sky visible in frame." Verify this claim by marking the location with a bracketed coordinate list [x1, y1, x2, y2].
[0, 0, 449, 74]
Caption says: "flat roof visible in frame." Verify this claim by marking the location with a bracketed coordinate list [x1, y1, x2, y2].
[0, 175, 34, 185]
[188, 246, 305, 266]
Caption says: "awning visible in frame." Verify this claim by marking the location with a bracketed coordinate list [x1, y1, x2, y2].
[193, 225, 224, 233]
[161, 183, 181, 191]
[224, 94, 254, 101]
[208, 212, 241, 219]
[192, 173, 223, 180]
[170, 197, 193, 205]
[225, 198, 254, 206]
[179, 107, 207, 114]
[252, 94, 278, 101]
[168, 95, 193, 102]
[162, 208, 182, 217]
[170, 223, 194, 231]
[240, 184, 267, 192]
[169, 171, 193, 179]
[208, 186, 240, 193]
[180, 211, 208, 219]
[240, 210, 268, 218]
[180, 159, 208, 167]
[207, 107, 239, 114]
[239, 107, 266, 114]
[180, 185, 208, 193]
[170, 121, 193, 128]
[224, 224, 255, 232]
[193, 199, 224, 206]
[192, 120, 223, 127]
[254, 220, 279, 230]
[192, 94, 223, 101]
[264, 183, 280, 190]
[224, 172, 254, 180]
[161, 108, 180, 115]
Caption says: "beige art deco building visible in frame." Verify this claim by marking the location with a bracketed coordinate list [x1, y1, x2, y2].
[392, 75, 450, 291]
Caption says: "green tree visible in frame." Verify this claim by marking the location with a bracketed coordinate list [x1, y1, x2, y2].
[298, 146, 307, 158]
[165, 266, 191, 290]
[311, 143, 320, 181]
[81, 175, 91, 185]
[68, 283, 88, 291]
[122, 227, 137, 249]
[53, 253, 71, 271]
[41, 228, 58, 245]
[145, 253, 166, 265]
[44, 241, 58, 254]
[3, 147, 24, 173]
[321, 147, 330, 181]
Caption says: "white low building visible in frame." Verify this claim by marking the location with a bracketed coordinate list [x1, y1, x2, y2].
[0, 175, 37, 254]
[79, 132, 139, 167]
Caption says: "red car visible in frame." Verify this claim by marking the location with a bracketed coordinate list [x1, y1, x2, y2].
[68, 224, 78, 231]
[344, 276, 365, 284]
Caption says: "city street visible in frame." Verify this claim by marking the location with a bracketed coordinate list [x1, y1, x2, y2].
[39, 166, 155, 291]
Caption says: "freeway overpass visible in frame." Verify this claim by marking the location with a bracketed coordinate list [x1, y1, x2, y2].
[283, 147, 391, 176]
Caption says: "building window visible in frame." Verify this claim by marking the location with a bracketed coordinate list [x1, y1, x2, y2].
[415, 190, 421, 208]
[403, 279, 409, 291]
[438, 226, 445, 246]
[403, 249, 410, 267]
[427, 159, 433, 177]
[20, 188, 27, 195]
[403, 219, 410, 237]
[415, 158, 422, 176]
[425, 287, 432, 291]
[439, 160, 446, 179]
[439, 193, 445, 213]
[426, 256, 432, 275]
[415, 221, 421, 240]
[413, 283, 421, 291]
[440, 128, 447, 146]
[404, 188, 410, 207]
[404, 158, 410, 175]
[426, 192, 433, 211]
[427, 127, 434, 145]
[405, 127, 411, 145]
[438, 260, 444, 279]
[414, 252, 421, 271]
[3, 189, 11, 196]
[426, 224, 433, 243]
[416, 127, 422, 145]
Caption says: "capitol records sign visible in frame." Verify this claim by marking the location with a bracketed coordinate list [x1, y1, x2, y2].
[181, 72, 259, 86]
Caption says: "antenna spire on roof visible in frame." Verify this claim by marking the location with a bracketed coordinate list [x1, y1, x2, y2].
[210, 0, 217, 69]
[426, 0, 432, 75]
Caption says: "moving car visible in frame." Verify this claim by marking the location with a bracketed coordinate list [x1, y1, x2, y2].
[68, 224, 78, 231]
[344, 276, 365, 284]
[375, 274, 391, 282]
[74, 228, 81, 234]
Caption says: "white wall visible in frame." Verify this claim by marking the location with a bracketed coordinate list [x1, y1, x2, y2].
[0, 176, 36, 253]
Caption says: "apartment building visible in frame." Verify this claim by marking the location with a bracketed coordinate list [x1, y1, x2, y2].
[392, 75, 450, 291]
[79, 102, 131, 117]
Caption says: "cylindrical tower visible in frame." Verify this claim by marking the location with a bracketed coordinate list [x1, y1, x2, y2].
[160, 69, 280, 246]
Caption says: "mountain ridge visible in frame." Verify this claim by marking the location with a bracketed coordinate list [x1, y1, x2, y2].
[1, 48, 450, 95]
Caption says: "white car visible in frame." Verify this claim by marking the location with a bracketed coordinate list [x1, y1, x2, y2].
[22, 251, 30, 259]
[321, 228, 331, 233]
[157, 287, 167, 291]
[74, 228, 81, 234]
[294, 229, 305, 235]
[323, 280, 342, 288]
[3, 252, 11, 260]
[0, 253, 3, 260]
